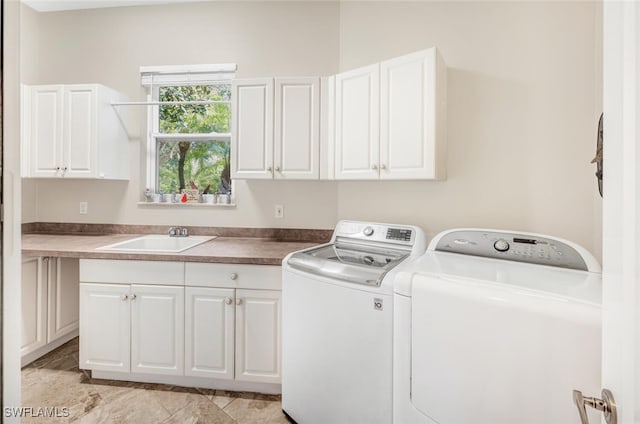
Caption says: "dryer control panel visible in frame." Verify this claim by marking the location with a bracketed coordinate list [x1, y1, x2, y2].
[333, 220, 417, 246]
[432, 230, 595, 272]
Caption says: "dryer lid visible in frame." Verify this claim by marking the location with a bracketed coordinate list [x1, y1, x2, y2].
[287, 242, 408, 287]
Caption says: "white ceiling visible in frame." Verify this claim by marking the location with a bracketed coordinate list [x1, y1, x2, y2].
[21, 0, 214, 12]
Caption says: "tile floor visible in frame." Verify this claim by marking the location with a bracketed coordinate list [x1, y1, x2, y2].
[21, 338, 289, 423]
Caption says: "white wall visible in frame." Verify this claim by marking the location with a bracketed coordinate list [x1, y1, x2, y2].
[4, 0, 23, 417]
[336, 1, 603, 255]
[20, 1, 340, 229]
[20, 1, 603, 257]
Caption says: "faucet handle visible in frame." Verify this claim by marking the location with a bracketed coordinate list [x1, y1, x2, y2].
[180, 227, 189, 237]
[168, 227, 177, 237]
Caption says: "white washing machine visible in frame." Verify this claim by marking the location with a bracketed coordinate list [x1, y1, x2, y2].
[282, 220, 427, 424]
[393, 228, 602, 424]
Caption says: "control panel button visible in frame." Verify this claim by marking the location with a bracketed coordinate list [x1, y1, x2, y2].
[363, 226, 374, 236]
[494, 239, 510, 252]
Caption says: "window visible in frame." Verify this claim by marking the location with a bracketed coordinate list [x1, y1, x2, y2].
[142, 64, 236, 198]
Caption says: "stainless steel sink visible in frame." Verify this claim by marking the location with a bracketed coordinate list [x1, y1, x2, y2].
[97, 235, 215, 253]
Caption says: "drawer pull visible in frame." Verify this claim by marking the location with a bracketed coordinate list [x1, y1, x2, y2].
[230, 273, 238, 280]
[236, 298, 243, 306]
[120, 294, 128, 301]
[225, 297, 233, 305]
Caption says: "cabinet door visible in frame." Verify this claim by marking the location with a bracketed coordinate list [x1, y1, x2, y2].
[185, 287, 235, 379]
[235, 289, 281, 383]
[131, 285, 184, 376]
[274, 78, 320, 180]
[47, 258, 79, 343]
[335, 64, 380, 180]
[64, 85, 97, 178]
[79, 283, 130, 372]
[29, 85, 64, 177]
[231, 78, 274, 179]
[21, 257, 47, 356]
[380, 49, 441, 180]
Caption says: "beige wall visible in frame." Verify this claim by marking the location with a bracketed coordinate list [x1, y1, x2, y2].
[20, 1, 603, 257]
[20, 1, 340, 229]
[336, 1, 603, 255]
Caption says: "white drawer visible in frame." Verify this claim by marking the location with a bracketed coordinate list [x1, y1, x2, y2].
[185, 263, 281, 290]
[80, 259, 184, 285]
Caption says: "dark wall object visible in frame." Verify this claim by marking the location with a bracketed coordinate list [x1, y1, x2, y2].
[591, 113, 603, 197]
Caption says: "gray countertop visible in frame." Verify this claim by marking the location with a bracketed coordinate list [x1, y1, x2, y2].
[22, 233, 322, 266]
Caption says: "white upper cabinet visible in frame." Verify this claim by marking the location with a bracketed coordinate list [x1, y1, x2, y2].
[231, 78, 274, 179]
[274, 78, 320, 179]
[335, 64, 380, 180]
[380, 48, 447, 180]
[232, 77, 320, 180]
[23, 83, 129, 180]
[332, 47, 447, 180]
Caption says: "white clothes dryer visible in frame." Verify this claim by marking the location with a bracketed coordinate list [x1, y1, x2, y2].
[393, 228, 602, 424]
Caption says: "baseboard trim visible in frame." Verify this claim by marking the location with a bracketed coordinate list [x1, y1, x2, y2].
[90, 370, 282, 394]
[21, 330, 79, 367]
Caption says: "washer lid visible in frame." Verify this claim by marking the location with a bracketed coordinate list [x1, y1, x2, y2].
[287, 242, 408, 287]
[394, 251, 601, 305]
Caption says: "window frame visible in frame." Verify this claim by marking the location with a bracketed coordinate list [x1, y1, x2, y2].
[141, 64, 235, 194]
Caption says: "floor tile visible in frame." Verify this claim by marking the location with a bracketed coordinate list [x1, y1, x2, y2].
[21, 338, 286, 423]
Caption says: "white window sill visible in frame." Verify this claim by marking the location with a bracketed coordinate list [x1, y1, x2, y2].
[137, 202, 236, 208]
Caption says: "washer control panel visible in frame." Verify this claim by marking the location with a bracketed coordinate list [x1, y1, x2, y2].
[434, 230, 589, 271]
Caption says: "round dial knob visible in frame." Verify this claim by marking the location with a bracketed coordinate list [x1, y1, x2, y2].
[494, 239, 510, 252]
[363, 226, 374, 236]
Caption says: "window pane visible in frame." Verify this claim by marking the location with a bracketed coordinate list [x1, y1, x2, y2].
[159, 85, 231, 134]
[157, 139, 231, 194]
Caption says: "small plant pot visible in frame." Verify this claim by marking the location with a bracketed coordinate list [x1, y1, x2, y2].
[217, 194, 231, 204]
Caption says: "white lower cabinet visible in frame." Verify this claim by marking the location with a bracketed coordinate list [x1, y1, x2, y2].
[131, 285, 184, 375]
[79, 259, 282, 390]
[185, 287, 235, 379]
[79, 283, 130, 372]
[184, 287, 282, 384]
[21, 257, 47, 357]
[79, 283, 184, 375]
[235, 289, 281, 384]
[22, 256, 80, 365]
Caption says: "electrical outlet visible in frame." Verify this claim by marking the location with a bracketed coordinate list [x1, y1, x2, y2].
[79, 202, 88, 215]
[274, 204, 284, 219]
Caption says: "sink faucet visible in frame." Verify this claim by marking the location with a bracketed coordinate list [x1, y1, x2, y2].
[168, 227, 189, 237]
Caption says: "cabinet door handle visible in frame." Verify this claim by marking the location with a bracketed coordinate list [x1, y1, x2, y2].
[275, 166, 281, 172]
[225, 297, 233, 305]
[380, 164, 387, 170]
[371, 164, 378, 170]
[267, 166, 272, 172]
[130, 293, 137, 301]
[236, 298, 243, 306]
[120, 294, 129, 301]
[230, 273, 238, 280]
